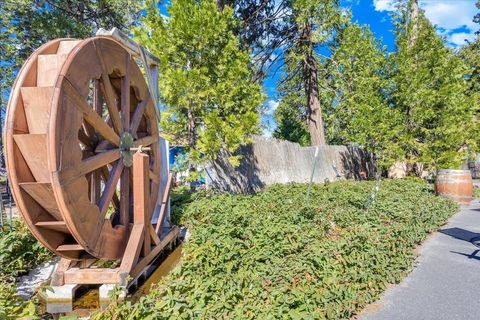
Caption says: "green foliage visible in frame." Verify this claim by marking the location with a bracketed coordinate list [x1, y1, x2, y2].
[0, 220, 53, 319]
[0, 220, 53, 278]
[0, 276, 37, 319]
[136, 0, 264, 166]
[324, 23, 403, 168]
[94, 179, 457, 319]
[273, 66, 311, 146]
[391, 2, 479, 170]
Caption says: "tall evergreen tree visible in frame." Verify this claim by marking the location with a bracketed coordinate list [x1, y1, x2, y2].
[392, 0, 478, 172]
[324, 23, 403, 168]
[136, 0, 264, 170]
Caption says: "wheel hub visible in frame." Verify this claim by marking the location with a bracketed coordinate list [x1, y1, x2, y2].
[120, 132, 134, 167]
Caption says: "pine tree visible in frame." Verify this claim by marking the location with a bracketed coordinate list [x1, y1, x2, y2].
[136, 0, 264, 169]
[324, 23, 403, 168]
[392, 0, 478, 172]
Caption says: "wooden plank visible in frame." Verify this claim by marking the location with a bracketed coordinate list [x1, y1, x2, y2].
[90, 170, 101, 204]
[129, 92, 150, 136]
[64, 268, 120, 284]
[149, 225, 160, 245]
[94, 41, 123, 134]
[93, 78, 103, 115]
[121, 55, 131, 132]
[149, 170, 159, 185]
[99, 166, 120, 210]
[96, 28, 160, 66]
[20, 87, 54, 134]
[57, 244, 84, 251]
[133, 152, 151, 256]
[37, 54, 59, 87]
[98, 160, 124, 216]
[62, 79, 119, 146]
[56, 40, 81, 63]
[131, 226, 179, 278]
[35, 221, 69, 233]
[155, 173, 173, 233]
[120, 167, 130, 226]
[51, 258, 73, 286]
[133, 135, 158, 148]
[119, 224, 144, 275]
[20, 182, 62, 220]
[95, 140, 113, 153]
[58, 149, 120, 185]
[13, 134, 49, 182]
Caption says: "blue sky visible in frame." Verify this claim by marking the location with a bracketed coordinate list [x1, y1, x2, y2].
[262, 0, 478, 135]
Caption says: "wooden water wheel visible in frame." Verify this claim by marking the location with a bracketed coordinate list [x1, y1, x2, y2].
[5, 37, 161, 261]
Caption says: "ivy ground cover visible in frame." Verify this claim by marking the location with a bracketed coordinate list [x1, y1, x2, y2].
[96, 179, 457, 319]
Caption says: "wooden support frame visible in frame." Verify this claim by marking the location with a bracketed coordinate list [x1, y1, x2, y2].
[51, 151, 179, 287]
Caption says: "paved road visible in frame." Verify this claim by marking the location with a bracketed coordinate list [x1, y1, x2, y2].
[358, 199, 480, 320]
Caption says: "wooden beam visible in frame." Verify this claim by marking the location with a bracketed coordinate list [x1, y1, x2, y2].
[120, 167, 130, 226]
[133, 135, 158, 148]
[118, 224, 144, 275]
[155, 173, 173, 234]
[121, 54, 131, 132]
[58, 149, 120, 186]
[64, 268, 120, 284]
[131, 226, 179, 278]
[51, 258, 74, 286]
[133, 152, 151, 256]
[94, 40, 123, 134]
[129, 92, 150, 137]
[62, 79, 119, 146]
[98, 160, 124, 217]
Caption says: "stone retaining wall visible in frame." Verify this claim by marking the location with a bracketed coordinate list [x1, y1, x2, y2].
[205, 136, 375, 193]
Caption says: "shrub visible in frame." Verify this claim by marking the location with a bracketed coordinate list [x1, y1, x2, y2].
[0, 220, 53, 319]
[96, 179, 457, 319]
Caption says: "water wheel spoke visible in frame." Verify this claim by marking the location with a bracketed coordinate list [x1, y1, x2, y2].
[93, 79, 103, 115]
[78, 129, 94, 148]
[95, 140, 115, 153]
[99, 166, 120, 210]
[133, 135, 158, 148]
[59, 149, 121, 185]
[149, 170, 159, 184]
[120, 167, 130, 225]
[129, 91, 150, 137]
[98, 160, 124, 217]
[90, 170, 101, 204]
[121, 55, 131, 132]
[62, 80, 119, 146]
[99, 78, 122, 136]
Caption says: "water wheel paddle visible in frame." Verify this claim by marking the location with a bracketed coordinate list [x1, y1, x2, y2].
[5, 37, 160, 260]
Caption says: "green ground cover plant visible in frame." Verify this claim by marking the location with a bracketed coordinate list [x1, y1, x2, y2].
[96, 178, 457, 319]
[0, 220, 53, 318]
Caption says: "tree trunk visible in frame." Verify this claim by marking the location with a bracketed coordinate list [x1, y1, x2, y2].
[410, 0, 419, 47]
[300, 24, 326, 146]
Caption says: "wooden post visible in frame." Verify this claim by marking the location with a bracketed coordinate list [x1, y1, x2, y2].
[133, 152, 151, 256]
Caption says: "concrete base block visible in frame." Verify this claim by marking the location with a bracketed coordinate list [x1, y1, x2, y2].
[45, 284, 79, 314]
[99, 284, 127, 310]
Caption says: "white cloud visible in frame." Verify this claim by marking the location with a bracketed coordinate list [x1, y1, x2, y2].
[449, 32, 476, 46]
[373, 0, 396, 12]
[372, 0, 478, 47]
[266, 100, 279, 115]
[422, 1, 476, 32]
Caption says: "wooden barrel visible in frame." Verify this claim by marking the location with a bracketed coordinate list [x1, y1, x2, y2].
[435, 169, 473, 204]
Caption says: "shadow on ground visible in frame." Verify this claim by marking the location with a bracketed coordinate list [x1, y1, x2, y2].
[440, 227, 480, 261]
